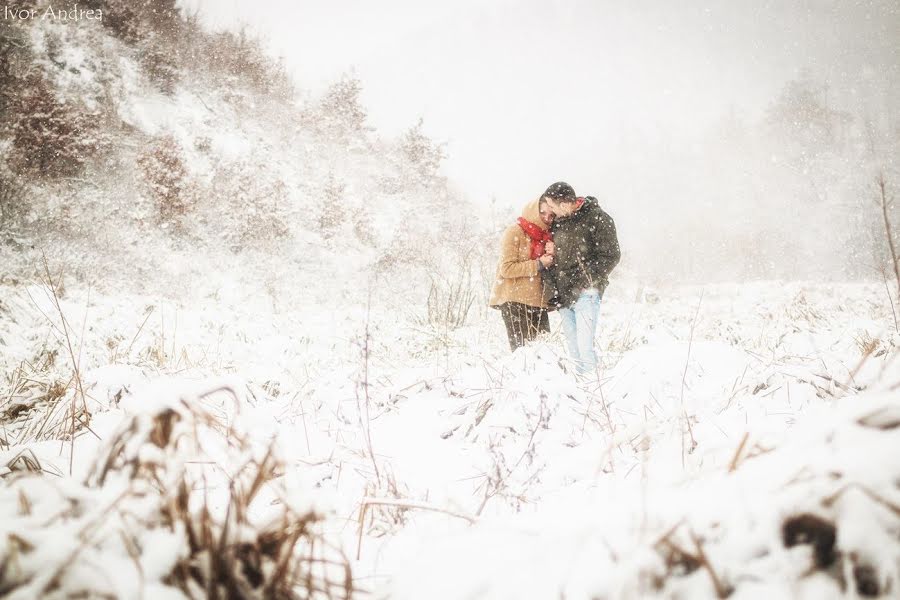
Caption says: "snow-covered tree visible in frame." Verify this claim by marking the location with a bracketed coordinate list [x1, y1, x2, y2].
[137, 133, 188, 227]
[205, 159, 292, 251]
[399, 118, 446, 188]
[317, 173, 347, 239]
[302, 76, 369, 143]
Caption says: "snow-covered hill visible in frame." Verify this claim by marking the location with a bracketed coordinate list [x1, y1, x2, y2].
[1, 4, 476, 308]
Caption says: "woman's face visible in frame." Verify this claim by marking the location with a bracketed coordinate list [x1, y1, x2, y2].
[544, 197, 577, 217]
[538, 201, 555, 226]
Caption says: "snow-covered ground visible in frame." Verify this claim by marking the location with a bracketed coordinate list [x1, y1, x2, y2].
[1, 278, 899, 599]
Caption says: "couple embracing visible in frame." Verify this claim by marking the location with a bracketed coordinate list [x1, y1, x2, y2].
[488, 182, 621, 376]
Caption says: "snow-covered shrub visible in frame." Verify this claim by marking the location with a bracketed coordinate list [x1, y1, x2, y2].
[199, 28, 293, 98]
[5, 72, 106, 179]
[0, 382, 351, 599]
[24, 20, 124, 131]
[389, 391, 900, 600]
[351, 206, 377, 248]
[301, 77, 369, 144]
[317, 173, 347, 239]
[139, 33, 180, 95]
[193, 135, 212, 153]
[99, 0, 143, 44]
[139, 0, 181, 29]
[242, 177, 292, 248]
[205, 159, 292, 251]
[398, 118, 447, 189]
[423, 257, 477, 330]
[99, 0, 182, 45]
[137, 133, 189, 227]
[97, 0, 186, 93]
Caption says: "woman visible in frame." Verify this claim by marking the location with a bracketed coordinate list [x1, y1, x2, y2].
[488, 198, 556, 351]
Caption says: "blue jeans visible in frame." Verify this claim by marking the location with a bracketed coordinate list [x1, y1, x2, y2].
[558, 289, 601, 374]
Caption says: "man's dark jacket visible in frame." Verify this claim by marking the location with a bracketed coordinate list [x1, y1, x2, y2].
[545, 196, 621, 308]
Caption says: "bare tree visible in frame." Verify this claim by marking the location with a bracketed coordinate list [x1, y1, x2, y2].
[876, 172, 900, 300]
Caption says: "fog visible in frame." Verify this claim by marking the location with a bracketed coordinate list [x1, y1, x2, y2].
[6, 3, 900, 596]
[185, 0, 900, 282]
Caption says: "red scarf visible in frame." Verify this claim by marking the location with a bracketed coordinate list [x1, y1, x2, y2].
[517, 217, 553, 259]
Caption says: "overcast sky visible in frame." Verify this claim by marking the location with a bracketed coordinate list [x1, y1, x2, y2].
[183, 0, 899, 210]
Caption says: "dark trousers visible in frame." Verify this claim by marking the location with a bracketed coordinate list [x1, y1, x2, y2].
[499, 302, 549, 351]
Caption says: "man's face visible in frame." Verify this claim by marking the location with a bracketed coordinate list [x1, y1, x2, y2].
[538, 201, 555, 226]
[545, 197, 577, 218]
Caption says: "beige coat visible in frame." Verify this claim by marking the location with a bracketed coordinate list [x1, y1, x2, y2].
[488, 199, 548, 309]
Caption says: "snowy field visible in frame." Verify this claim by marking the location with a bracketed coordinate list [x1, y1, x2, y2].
[2, 278, 899, 599]
[2, 1, 898, 597]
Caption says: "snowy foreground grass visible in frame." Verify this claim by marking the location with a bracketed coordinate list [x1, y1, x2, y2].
[1, 280, 899, 599]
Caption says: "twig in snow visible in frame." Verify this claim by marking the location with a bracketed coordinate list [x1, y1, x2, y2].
[875, 172, 900, 302]
[839, 347, 875, 396]
[362, 497, 478, 524]
[597, 384, 616, 439]
[680, 291, 703, 469]
[118, 528, 145, 600]
[727, 432, 750, 473]
[684, 411, 697, 454]
[880, 266, 899, 334]
[355, 289, 381, 486]
[822, 482, 900, 517]
[689, 529, 733, 598]
[680, 290, 704, 408]
[124, 305, 155, 357]
[39, 255, 91, 476]
[299, 404, 312, 455]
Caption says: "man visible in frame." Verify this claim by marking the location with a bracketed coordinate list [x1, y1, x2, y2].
[541, 182, 621, 375]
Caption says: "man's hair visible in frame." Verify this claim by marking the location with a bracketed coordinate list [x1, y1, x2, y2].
[542, 181, 576, 203]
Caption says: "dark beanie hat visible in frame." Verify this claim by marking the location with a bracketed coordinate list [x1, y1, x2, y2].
[543, 181, 576, 201]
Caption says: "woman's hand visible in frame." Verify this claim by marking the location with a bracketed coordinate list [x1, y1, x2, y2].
[538, 254, 554, 268]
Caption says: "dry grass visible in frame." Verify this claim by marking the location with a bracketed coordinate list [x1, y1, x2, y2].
[422, 257, 477, 331]
[1, 385, 353, 599]
[1, 262, 100, 461]
[784, 290, 825, 326]
[91, 387, 352, 599]
[852, 331, 880, 357]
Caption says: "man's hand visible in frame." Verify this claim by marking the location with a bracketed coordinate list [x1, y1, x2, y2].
[538, 254, 554, 268]
[545, 241, 556, 255]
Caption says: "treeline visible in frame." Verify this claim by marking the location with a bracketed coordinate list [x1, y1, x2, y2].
[617, 68, 900, 282]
